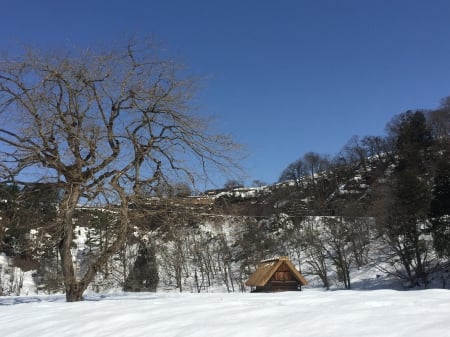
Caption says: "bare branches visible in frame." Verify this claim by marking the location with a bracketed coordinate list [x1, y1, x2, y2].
[0, 39, 241, 300]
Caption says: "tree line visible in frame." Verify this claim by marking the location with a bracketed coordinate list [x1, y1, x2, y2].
[277, 100, 449, 288]
[1, 104, 448, 294]
[0, 39, 448, 298]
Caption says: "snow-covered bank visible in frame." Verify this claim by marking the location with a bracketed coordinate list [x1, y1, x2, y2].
[1, 289, 450, 337]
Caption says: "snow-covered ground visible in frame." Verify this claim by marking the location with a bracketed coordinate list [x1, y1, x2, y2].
[1, 289, 450, 337]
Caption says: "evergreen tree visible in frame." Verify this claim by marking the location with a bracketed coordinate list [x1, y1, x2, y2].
[378, 111, 435, 286]
[430, 159, 450, 258]
[124, 242, 159, 292]
[389, 110, 433, 173]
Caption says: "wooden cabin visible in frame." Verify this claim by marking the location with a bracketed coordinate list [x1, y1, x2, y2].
[245, 256, 307, 292]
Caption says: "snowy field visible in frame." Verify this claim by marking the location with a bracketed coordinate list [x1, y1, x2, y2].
[1, 289, 450, 337]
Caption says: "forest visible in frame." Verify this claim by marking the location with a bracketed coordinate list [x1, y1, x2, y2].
[0, 42, 448, 300]
[0, 101, 448, 297]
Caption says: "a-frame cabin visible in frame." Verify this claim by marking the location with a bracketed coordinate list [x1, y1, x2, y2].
[245, 256, 307, 292]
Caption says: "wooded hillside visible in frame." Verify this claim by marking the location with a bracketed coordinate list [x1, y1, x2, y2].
[0, 100, 449, 296]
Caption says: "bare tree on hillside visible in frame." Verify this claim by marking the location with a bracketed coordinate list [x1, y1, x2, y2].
[301, 218, 330, 289]
[278, 158, 307, 188]
[428, 97, 450, 139]
[342, 136, 369, 172]
[303, 152, 330, 185]
[224, 179, 244, 190]
[0, 39, 240, 301]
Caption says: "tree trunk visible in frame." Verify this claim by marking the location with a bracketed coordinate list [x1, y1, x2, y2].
[414, 242, 426, 286]
[58, 185, 82, 302]
[58, 181, 130, 302]
[65, 282, 85, 302]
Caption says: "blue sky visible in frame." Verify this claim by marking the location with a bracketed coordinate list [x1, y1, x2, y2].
[2, 0, 450, 186]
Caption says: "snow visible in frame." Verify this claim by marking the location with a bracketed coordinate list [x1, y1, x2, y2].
[0, 253, 36, 296]
[1, 289, 450, 337]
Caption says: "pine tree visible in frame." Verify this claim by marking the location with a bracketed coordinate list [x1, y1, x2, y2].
[124, 242, 159, 292]
[430, 159, 450, 258]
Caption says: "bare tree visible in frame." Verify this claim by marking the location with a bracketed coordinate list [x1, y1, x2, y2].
[0, 39, 240, 301]
[278, 158, 307, 188]
[342, 136, 369, 172]
[224, 179, 244, 190]
[302, 218, 330, 289]
[303, 152, 329, 184]
[427, 97, 450, 139]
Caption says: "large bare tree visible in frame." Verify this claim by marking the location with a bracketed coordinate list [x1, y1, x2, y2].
[0, 39, 239, 301]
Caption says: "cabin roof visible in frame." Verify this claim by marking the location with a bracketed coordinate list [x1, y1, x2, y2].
[245, 256, 307, 287]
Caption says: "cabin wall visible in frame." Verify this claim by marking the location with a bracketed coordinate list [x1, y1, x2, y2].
[272, 262, 295, 281]
[252, 280, 301, 292]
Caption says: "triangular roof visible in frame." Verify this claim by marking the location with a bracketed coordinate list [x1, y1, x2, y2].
[245, 256, 307, 287]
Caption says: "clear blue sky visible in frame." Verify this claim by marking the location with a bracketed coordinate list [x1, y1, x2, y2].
[2, 0, 450, 186]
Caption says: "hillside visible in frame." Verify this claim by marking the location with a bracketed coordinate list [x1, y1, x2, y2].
[1, 108, 449, 296]
[0, 157, 448, 295]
